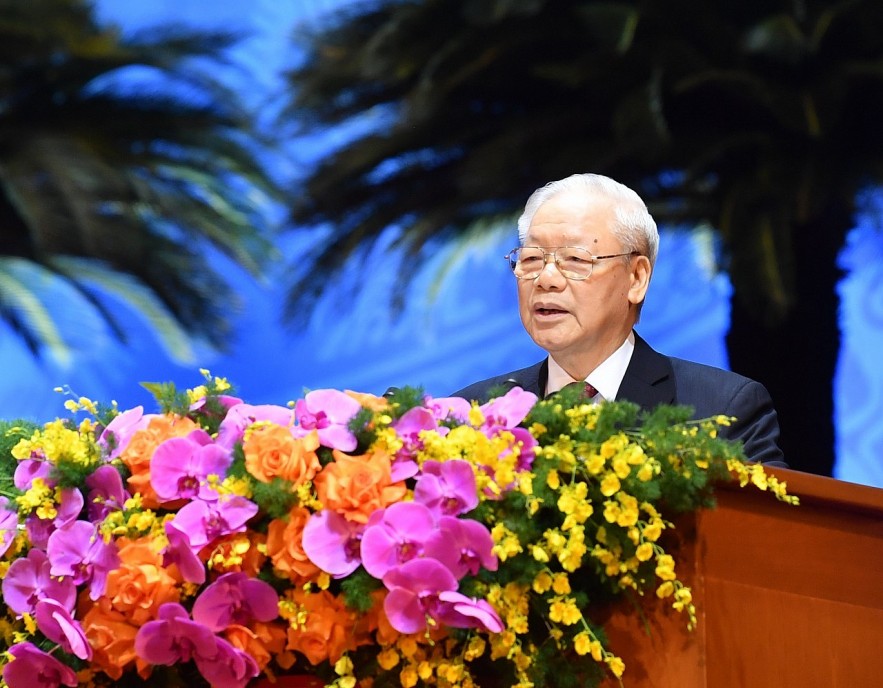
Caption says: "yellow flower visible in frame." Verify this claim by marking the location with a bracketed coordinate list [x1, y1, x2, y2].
[637, 461, 657, 482]
[655, 554, 677, 581]
[543, 528, 566, 553]
[546, 470, 561, 490]
[399, 665, 418, 688]
[467, 405, 485, 427]
[611, 455, 631, 479]
[642, 520, 664, 542]
[615, 493, 639, 527]
[673, 586, 693, 607]
[548, 597, 581, 625]
[656, 581, 675, 598]
[397, 636, 418, 658]
[417, 661, 433, 681]
[551, 573, 571, 595]
[531, 545, 550, 562]
[464, 636, 486, 661]
[573, 631, 593, 656]
[532, 571, 553, 593]
[606, 655, 625, 678]
[334, 656, 354, 676]
[636, 542, 654, 562]
[599, 433, 628, 458]
[603, 500, 620, 524]
[584, 453, 605, 475]
[599, 472, 620, 497]
[491, 524, 523, 561]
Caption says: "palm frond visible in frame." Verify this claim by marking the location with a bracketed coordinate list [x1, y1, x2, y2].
[0, 0, 283, 358]
[49, 256, 198, 364]
[0, 258, 72, 366]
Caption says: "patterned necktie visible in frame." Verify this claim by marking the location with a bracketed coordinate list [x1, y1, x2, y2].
[555, 381, 599, 399]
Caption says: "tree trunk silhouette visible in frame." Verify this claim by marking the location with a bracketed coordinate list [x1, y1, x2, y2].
[727, 206, 846, 476]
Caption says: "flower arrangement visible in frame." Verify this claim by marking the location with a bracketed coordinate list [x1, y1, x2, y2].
[0, 371, 796, 688]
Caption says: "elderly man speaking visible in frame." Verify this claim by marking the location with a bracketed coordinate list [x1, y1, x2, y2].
[454, 173, 785, 466]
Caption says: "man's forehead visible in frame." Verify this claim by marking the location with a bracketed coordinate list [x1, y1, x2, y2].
[527, 193, 615, 242]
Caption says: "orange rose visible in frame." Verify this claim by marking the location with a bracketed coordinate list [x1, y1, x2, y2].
[225, 621, 287, 672]
[120, 415, 198, 508]
[80, 598, 148, 680]
[345, 390, 389, 412]
[104, 537, 181, 626]
[364, 589, 401, 647]
[266, 507, 321, 583]
[244, 426, 321, 485]
[203, 531, 267, 576]
[285, 589, 353, 665]
[313, 449, 407, 524]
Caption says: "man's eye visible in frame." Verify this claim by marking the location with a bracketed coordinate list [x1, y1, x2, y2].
[520, 255, 543, 265]
[563, 255, 591, 265]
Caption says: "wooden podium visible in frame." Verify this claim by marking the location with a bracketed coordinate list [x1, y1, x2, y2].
[601, 468, 883, 687]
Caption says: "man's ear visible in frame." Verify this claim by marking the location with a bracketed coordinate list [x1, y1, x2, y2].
[628, 255, 652, 305]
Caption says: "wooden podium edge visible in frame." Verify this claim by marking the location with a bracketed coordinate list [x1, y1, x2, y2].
[722, 465, 883, 517]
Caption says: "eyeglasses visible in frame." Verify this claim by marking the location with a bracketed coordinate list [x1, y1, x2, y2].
[505, 246, 639, 280]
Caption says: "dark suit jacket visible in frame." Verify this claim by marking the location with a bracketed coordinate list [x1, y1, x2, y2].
[453, 333, 786, 466]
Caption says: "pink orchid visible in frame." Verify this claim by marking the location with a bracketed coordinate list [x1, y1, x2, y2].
[360, 502, 436, 579]
[46, 520, 119, 600]
[3, 642, 78, 688]
[163, 521, 206, 584]
[479, 386, 538, 429]
[216, 402, 295, 450]
[23, 516, 54, 550]
[390, 406, 439, 481]
[0, 496, 18, 558]
[382, 558, 459, 634]
[413, 459, 479, 517]
[189, 393, 243, 416]
[34, 598, 92, 660]
[437, 591, 505, 632]
[85, 465, 130, 522]
[169, 495, 258, 552]
[302, 510, 365, 577]
[134, 602, 217, 665]
[150, 429, 232, 502]
[477, 388, 539, 474]
[293, 389, 361, 451]
[2, 548, 77, 616]
[98, 406, 154, 459]
[424, 516, 497, 579]
[13, 459, 52, 490]
[191, 572, 279, 632]
[194, 635, 260, 688]
[425, 395, 472, 424]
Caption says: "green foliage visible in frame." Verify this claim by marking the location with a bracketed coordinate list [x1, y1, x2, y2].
[350, 406, 381, 450]
[0, 419, 36, 496]
[249, 476, 300, 521]
[384, 386, 428, 419]
[341, 568, 382, 613]
[141, 381, 192, 416]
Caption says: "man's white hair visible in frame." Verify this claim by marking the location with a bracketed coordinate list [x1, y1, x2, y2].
[517, 173, 659, 268]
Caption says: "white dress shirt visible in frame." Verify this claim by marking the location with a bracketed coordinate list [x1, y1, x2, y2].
[545, 331, 636, 401]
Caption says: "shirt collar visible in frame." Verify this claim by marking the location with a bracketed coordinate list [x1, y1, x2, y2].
[545, 331, 636, 400]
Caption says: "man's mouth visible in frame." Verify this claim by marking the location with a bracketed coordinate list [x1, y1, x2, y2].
[535, 306, 567, 316]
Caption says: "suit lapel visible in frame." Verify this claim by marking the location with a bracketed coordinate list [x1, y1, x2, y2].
[507, 360, 547, 398]
[617, 333, 676, 411]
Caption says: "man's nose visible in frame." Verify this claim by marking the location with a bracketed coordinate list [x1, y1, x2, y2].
[534, 255, 565, 288]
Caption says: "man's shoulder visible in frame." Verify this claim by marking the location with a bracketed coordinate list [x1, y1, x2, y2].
[452, 361, 545, 402]
[668, 355, 758, 390]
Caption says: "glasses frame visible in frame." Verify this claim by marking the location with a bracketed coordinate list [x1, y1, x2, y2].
[505, 246, 640, 281]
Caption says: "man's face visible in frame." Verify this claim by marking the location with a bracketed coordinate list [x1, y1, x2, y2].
[517, 189, 651, 377]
